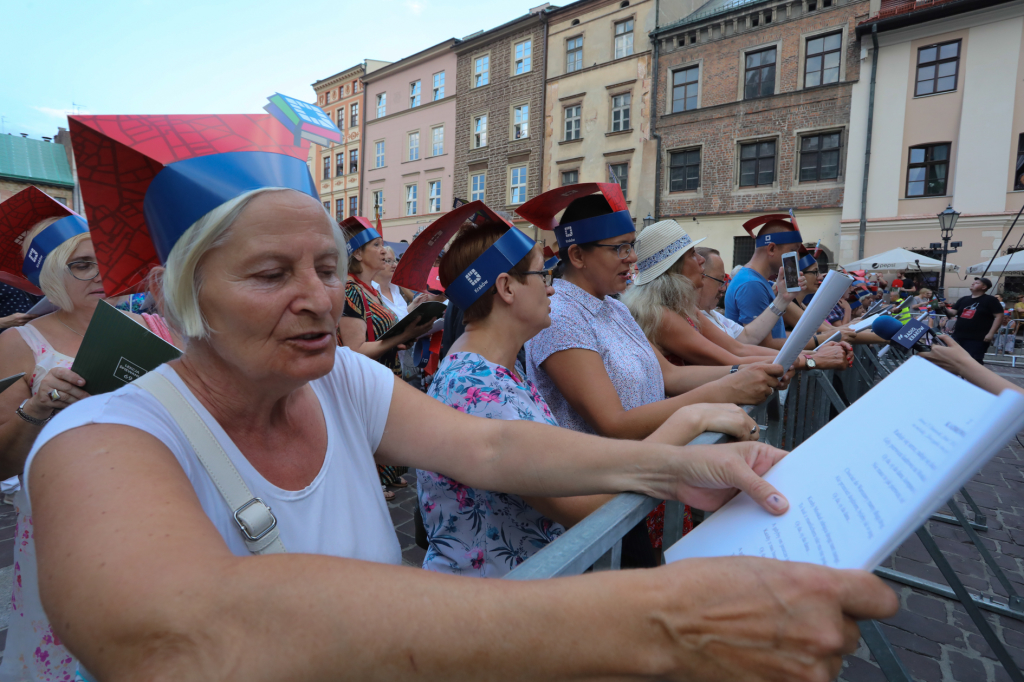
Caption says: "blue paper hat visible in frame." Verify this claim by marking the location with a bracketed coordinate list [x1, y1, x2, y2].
[798, 254, 817, 271]
[340, 216, 381, 257]
[742, 213, 803, 249]
[22, 215, 90, 287]
[445, 226, 535, 310]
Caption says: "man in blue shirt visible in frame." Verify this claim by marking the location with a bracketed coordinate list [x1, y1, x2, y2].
[725, 215, 804, 348]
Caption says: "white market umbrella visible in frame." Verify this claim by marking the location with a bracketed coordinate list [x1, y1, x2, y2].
[842, 248, 959, 273]
[967, 251, 1024, 276]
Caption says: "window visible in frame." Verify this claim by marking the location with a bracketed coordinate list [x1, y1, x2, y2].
[799, 132, 841, 182]
[336, 153, 344, 177]
[371, 190, 384, 218]
[350, 102, 359, 127]
[609, 163, 628, 193]
[475, 55, 490, 87]
[337, 108, 345, 128]
[513, 104, 529, 139]
[431, 126, 444, 156]
[805, 33, 842, 88]
[739, 140, 776, 187]
[322, 156, 331, 180]
[410, 80, 421, 108]
[916, 40, 960, 96]
[562, 169, 579, 186]
[473, 115, 488, 148]
[906, 143, 951, 197]
[733, 236, 755, 267]
[744, 47, 776, 99]
[510, 166, 528, 204]
[614, 19, 634, 59]
[612, 93, 631, 132]
[672, 66, 699, 112]
[433, 71, 445, 100]
[1015, 134, 1024, 192]
[566, 36, 583, 73]
[471, 173, 486, 201]
[375, 140, 385, 168]
[349, 149, 358, 174]
[428, 180, 442, 213]
[349, 196, 358, 217]
[323, 201, 330, 212]
[409, 132, 420, 161]
[376, 93, 386, 118]
[514, 40, 532, 74]
[669, 149, 701, 191]
[406, 184, 418, 215]
[564, 105, 581, 140]
[336, 198, 344, 217]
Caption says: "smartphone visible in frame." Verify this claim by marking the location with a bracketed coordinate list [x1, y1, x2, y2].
[781, 252, 801, 292]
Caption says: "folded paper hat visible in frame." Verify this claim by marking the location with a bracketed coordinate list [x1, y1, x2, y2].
[0, 186, 89, 295]
[516, 183, 633, 251]
[633, 220, 707, 286]
[340, 216, 381, 257]
[742, 213, 802, 248]
[393, 200, 515, 299]
[797, 245, 817, 272]
[69, 113, 315, 296]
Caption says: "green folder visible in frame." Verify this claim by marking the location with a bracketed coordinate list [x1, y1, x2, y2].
[376, 301, 447, 342]
[71, 301, 181, 395]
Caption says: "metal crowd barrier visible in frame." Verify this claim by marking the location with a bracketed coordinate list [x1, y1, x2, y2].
[505, 344, 1024, 682]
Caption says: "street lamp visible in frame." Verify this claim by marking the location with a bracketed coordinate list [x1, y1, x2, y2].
[643, 213, 655, 229]
[937, 204, 960, 298]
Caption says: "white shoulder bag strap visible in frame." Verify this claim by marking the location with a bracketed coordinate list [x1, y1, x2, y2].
[134, 371, 286, 555]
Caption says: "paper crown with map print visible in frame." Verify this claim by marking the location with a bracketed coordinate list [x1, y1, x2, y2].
[69, 113, 317, 296]
[392, 200, 516, 299]
[0, 186, 89, 295]
[264, 93, 343, 147]
[742, 213, 803, 249]
[516, 183, 633, 252]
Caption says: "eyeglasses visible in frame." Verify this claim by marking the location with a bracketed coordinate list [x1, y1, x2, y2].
[522, 268, 555, 286]
[66, 260, 100, 281]
[702, 272, 729, 291]
[592, 241, 636, 260]
[383, 259, 397, 265]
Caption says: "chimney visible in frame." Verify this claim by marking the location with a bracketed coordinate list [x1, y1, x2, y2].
[20, 133, 28, 138]
[42, 137, 52, 143]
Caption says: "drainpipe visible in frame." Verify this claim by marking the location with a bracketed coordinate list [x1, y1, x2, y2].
[537, 12, 549, 242]
[358, 61, 367, 220]
[650, 0, 663, 224]
[857, 24, 879, 259]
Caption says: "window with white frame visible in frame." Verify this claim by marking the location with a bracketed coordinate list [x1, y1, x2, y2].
[474, 55, 490, 87]
[410, 81, 421, 108]
[431, 126, 444, 156]
[375, 140, 385, 168]
[566, 36, 583, 73]
[513, 104, 529, 139]
[510, 166, 527, 204]
[428, 180, 442, 213]
[561, 169, 578, 186]
[514, 40, 532, 74]
[350, 102, 359, 127]
[371, 190, 384, 218]
[614, 19, 634, 59]
[337, 108, 345, 128]
[406, 184, 418, 215]
[376, 93, 386, 118]
[471, 172, 485, 201]
[564, 105, 581, 140]
[609, 163, 628, 193]
[672, 66, 699, 112]
[408, 132, 420, 161]
[433, 71, 445, 100]
[473, 115, 488, 148]
[611, 93, 631, 132]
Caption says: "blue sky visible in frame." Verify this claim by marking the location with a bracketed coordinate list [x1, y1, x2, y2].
[2, 0, 540, 139]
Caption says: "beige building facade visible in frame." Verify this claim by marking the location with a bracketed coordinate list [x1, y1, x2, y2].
[843, 0, 1024, 298]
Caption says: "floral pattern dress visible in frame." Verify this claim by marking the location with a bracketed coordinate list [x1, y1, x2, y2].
[418, 352, 565, 577]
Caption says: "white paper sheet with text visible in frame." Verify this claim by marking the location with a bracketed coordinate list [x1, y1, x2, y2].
[665, 357, 1024, 570]
[774, 270, 854, 370]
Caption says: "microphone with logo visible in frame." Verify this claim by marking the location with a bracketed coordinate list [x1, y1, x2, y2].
[872, 314, 945, 357]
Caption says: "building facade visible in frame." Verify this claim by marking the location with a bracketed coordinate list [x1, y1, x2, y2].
[542, 0, 664, 227]
[842, 0, 1024, 299]
[453, 8, 550, 239]
[362, 40, 459, 243]
[0, 133, 75, 208]
[311, 60, 390, 224]
[652, 0, 868, 267]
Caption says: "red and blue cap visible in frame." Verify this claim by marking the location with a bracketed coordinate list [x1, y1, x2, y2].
[340, 216, 381, 257]
[743, 213, 803, 249]
[516, 183, 633, 251]
[69, 113, 315, 296]
[0, 186, 88, 294]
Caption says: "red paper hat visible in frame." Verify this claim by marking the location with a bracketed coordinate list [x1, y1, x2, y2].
[0, 186, 79, 295]
[70, 114, 312, 296]
[516, 183, 631, 251]
[392, 200, 512, 293]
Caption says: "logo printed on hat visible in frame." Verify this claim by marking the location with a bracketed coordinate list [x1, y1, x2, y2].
[466, 269, 482, 286]
[564, 226, 574, 240]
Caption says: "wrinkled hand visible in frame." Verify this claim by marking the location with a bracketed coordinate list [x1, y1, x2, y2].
[652, 403, 759, 445]
[27, 367, 90, 418]
[661, 440, 787, 512]
[719, 363, 781, 406]
[0, 312, 38, 329]
[656, 556, 899, 682]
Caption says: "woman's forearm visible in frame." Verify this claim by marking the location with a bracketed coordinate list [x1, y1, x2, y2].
[0, 418, 41, 479]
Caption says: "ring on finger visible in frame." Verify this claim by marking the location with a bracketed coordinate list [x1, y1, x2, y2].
[749, 425, 758, 435]
[49, 388, 62, 403]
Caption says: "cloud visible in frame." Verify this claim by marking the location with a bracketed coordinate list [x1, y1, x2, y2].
[404, 0, 424, 14]
[33, 106, 89, 118]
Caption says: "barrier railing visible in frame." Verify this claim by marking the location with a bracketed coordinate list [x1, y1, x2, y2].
[505, 344, 1024, 681]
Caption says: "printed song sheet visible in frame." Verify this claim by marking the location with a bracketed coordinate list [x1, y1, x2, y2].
[665, 358, 1024, 569]
[774, 270, 854, 370]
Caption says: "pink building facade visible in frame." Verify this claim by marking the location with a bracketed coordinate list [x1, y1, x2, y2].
[362, 39, 459, 243]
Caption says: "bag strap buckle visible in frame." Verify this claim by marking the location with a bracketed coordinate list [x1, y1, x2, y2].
[233, 497, 278, 542]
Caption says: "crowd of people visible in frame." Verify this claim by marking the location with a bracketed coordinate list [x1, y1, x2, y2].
[0, 112, 1016, 682]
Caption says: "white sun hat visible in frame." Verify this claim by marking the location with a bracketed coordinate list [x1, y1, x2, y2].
[633, 220, 707, 286]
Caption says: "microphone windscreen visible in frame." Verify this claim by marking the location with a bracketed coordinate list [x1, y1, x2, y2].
[872, 315, 904, 340]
